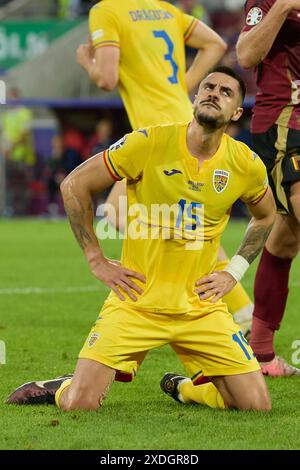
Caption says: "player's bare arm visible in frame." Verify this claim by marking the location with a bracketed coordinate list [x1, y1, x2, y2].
[236, 0, 300, 69]
[60, 154, 145, 301]
[185, 22, 227, 92]
[195, 188, 276, 302]
[76, 42, 119, 91]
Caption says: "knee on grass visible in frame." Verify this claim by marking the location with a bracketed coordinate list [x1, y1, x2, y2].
[228, 391, 271, 412]
[60, 387, 102, 411]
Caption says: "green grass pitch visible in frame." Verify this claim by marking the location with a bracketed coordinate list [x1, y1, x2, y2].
[0, 219, 300, 450]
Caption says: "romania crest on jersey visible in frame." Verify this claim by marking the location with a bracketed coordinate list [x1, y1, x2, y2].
[213, 169, 230, 193]
[88, 333, 101, 348]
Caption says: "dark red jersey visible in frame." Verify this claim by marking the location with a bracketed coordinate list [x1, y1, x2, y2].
[242, 0, 300, 133]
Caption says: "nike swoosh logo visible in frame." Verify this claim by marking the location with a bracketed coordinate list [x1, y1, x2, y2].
[163, 169, 183, 176]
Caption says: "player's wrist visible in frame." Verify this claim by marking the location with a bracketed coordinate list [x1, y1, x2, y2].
[86, 250, 106, 268]
[223, 255, 250, 283]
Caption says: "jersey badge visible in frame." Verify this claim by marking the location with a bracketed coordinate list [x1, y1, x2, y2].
[88, 333, 101, 348]
[246, 7, 263, 26]
[109, 136, 127, 152]
[213, 170, 230, 193]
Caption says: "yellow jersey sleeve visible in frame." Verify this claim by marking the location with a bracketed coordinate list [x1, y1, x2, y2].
[182, 13, 198, 42]
[241, 152, 268, 205]
[163, 1, 197, 43]
[89, 2, 120, 49]
[103, 129, 152, 181]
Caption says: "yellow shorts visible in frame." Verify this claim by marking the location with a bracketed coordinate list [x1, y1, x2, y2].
[79, 299, 260, 380]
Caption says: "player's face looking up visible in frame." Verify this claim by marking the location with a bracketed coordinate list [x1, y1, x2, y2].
[193, 72, 243, 129]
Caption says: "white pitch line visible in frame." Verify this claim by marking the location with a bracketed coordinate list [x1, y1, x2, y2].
[0, 286, 103, 295]
[0, 282, 300, 295]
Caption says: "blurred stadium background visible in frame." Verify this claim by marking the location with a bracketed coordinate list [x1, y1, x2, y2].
[0, 0, 254, 219]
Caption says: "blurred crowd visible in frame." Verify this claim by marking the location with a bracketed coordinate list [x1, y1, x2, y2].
[0, 0, 254, 217]
[1, 87, 116, 216]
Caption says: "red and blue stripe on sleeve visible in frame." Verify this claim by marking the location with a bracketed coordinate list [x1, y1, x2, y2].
[103, 150, 123, 181]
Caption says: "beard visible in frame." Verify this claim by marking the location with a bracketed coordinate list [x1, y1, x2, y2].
[194, 105, 228, 130]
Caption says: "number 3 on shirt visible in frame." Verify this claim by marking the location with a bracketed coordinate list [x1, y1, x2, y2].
[153, 30, 179, 84]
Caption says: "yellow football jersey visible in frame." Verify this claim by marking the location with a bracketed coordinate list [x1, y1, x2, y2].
[89, 0, 196, 129]
[103, 122, 268, 313]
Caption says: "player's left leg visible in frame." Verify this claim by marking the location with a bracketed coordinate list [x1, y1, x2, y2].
[161, 370, 270, 411]
[160, 373, 226, 409]
[212, 371, 271, 410]
[163, 305, 270, 411]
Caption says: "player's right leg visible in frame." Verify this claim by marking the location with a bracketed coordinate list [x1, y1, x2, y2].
[56, 359, 115, 411]
[6, 361, 117, 410]
[7, 299, 170, 409]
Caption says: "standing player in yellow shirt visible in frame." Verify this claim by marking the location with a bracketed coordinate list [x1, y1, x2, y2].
[80, 0, 225, 128]
[77, 0, 254, 332]
[7, 67, 275, 411]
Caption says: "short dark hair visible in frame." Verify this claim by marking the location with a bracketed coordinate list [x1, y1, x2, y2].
[206, 66, 246, 103]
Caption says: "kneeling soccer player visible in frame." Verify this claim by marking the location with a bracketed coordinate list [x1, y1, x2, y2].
[7, 67, 275, 411]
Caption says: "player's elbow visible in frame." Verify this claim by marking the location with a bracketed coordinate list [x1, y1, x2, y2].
[200, 37, 227, 57]
[255, 208, 276, 232]
[217, 38, 227, 54]
[60, 178, 68, 199]
[237, 55, 255, 70]
[209, 38, 227, 59]
[265, 212, 276, 231]
[236, 45, 256, 69]
[60, 174, 75, 199]
[95, 75, 118, 91]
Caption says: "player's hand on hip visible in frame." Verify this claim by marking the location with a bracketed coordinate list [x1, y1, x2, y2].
[195, 271, 237, 303]
[90, 258, 146, 302]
